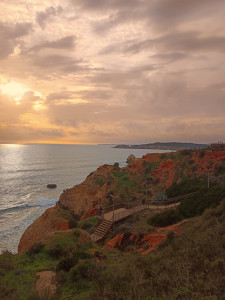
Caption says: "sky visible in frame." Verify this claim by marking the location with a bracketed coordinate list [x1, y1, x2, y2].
[0, 0, 225, 145]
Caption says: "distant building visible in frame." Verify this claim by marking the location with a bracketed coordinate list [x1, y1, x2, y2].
[209, 142, 225, 150]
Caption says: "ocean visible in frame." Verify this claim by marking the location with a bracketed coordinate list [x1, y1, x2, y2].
[0, 144, 169, 253]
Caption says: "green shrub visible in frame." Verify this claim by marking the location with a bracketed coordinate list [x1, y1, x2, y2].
[0, 251, 14, 273]
[48, 244, 65, 259]
[180, 149, 192, 156]
[147, 210, 182, 227]
[179, 185, 225, 218]
[73, 229, 80, 237]
[28, 291, 60, 300]
[69, 260, 96, 281]
[93, 175, 106, 187]
[144, 161, 160, 174]
[56, 256, 78, 272]
[166, 178, 204, 197]
[215, 162, 225, 176]
[55, 270, 67, 284]
[68, 219, 77, 229]
[81, 222, 92, 230]
[167, 231, 175, 242]
[27, 242, 45, 257]
[113, 162, 119, 168]
[72, 249, 92, 260]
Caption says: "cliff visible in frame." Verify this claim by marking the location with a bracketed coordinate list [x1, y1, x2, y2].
[18, 150, 225, 252]
[18, 204, 70, 253]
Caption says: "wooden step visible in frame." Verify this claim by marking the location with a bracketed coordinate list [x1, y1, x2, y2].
[91, 219, 112, 242]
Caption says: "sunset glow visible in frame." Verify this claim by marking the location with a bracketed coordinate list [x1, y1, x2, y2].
[0, 1, 225, 144]
[1, 82, 28, 101]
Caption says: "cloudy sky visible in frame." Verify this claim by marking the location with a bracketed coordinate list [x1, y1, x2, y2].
[0, 0, 225, 144]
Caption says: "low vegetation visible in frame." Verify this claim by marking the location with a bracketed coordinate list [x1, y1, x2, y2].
[148, 180, 225, 227]
[2, 151, 225, 299]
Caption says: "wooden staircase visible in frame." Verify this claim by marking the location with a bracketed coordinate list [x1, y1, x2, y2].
[91, 219, 112, 242]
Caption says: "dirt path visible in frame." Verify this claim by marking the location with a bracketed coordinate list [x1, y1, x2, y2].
[36, 271, 56, 295]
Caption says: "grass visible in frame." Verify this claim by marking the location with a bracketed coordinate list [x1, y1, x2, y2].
[93, 175, 106, 187]
[44, 230, 80, 249]
[77, 216, 98, 228]
[55, 206, 73, 222]
[2, 194, 225, 299]
[112, 169, 144, 202]
[2, 151, 225, 299]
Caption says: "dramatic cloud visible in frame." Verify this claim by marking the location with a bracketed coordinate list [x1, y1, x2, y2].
[36, 6, 63, 29]
[0, 22, 32, 59]
[0, 1, 225, 144]
[27, 35, 77, 53]
[123, 32, 225, 54]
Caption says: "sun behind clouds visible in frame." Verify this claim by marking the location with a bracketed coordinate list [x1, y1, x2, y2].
[0, 82, 28, 101]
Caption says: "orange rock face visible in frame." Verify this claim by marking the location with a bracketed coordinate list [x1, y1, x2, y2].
[105, 220, 187, 254]
[18, 150, 225, 253]
[105, 232, 167, 254]
[18, 204, 69, 253]
[59, 165, 115, 217]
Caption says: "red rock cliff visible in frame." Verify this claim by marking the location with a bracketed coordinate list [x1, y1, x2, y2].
[18, 151, 225, 253]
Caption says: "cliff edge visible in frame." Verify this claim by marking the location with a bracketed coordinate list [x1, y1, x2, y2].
[18, 150, 225, 252]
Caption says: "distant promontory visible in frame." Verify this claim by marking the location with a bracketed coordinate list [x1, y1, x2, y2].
[114, 142, 207, 150]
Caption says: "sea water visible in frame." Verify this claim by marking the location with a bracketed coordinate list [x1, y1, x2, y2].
[0, 144, 169, 253]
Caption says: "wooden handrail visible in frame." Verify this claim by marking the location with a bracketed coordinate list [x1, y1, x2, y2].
[146, 192, 195, 206]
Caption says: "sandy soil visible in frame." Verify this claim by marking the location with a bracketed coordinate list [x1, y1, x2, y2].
[36, 271, 56, 295]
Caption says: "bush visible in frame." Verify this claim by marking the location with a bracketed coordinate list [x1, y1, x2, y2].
[81, 222, 92, 230]
[166, 178, 204, 197]
[179, 185, 225, 218]
[167, 231, 175, 242]
[180, 149, 192, 156]
[68, 219, 77, 229]
[27, 242, 45, 257]
[72, 249, 92, 260]
[48, 244, 65, 259]
[0, 251, 14, 273]
[199, 150, 205, 158]
[69, 260, 96, 281]
[147, 210, 182, 227]
[73, 229, 80, 237]
[114, 162, 119, 168]
[215, 162, 225, 176]
[188, 159, 195, 165]
[28, 291, 60, 300]
[56, 256, 78, 272]
[157, 231, 175, 250]
[55, 270, 67, 284]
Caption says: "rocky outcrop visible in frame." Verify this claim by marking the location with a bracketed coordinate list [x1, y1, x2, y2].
[18, 151, 225, 253]
[105, 221, 184, 254]
[18, 165, 115, 252]
[59, 165, 115, 217]
[105, 232, 167, 253]
[18, 204, 69, 253]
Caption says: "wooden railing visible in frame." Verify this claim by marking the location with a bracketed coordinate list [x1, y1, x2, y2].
[100, 193, 195, 224]
[146, 192, 195, 206]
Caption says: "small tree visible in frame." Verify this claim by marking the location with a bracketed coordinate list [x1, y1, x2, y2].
[114, 162, 119, 168]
